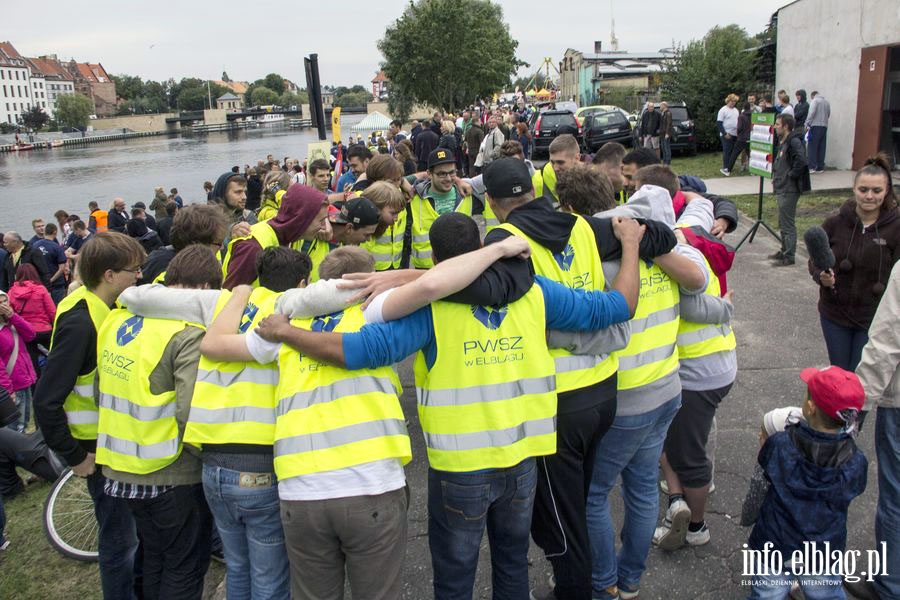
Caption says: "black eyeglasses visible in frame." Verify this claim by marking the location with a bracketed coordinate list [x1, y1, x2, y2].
[119, 266, 142, 274]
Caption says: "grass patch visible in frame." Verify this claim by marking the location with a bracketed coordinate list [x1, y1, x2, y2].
[0, 478, 225, 599]
[670, 151, 739, 181]
[730, 189, 850, 240]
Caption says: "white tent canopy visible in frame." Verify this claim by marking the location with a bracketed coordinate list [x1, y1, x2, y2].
[350, 110, 392, 132]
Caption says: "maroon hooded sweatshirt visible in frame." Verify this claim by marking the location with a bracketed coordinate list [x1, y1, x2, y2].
[223, 184, 327, 289]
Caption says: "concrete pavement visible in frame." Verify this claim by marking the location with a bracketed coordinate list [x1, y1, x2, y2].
[704, 170, 854, 196]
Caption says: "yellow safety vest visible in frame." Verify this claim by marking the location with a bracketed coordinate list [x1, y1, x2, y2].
[541, 163, 558, 205]
[51, 287, 110, 440]
[409, 194, 440, 269]
[273, 305, 411, 479]
[185, 287, 281, 447]
[95, 309, 201, 474]
[291, 238, 330, 282]
[456, 195, 499, 232]
[414, 286, 557, 472]
[360, 203, 407, 271]
[676, 256, 736, 360]
[498, 216, 618, 393]
[617, 262, 681, 390]
[221, 221, 280, 287]
[532, 170, 544, 199]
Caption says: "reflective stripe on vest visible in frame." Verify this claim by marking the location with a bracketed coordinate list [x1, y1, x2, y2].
[185, 286, 281, 447]
[52, 286, 110, 440]
[292, 238, 330, 283]
[616, 262, 680, 390]
[498, 217, 617, 392]
[95, 310, 199, 474]
[221, 221, 279, 287]
[361, 209, 406, 271]
[91, 210, 108, 232]
[273, 305, 411, 479]
[414, 286, 557, 472]
[676, 256, 736, 359]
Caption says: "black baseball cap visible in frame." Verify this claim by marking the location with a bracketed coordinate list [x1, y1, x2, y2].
[332, 197, 380, 227]
[428, 148, 456, 170]
[483, 157, 533, 198]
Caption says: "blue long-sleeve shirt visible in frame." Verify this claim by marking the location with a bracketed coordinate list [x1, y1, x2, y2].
[344, 275, 630, 370]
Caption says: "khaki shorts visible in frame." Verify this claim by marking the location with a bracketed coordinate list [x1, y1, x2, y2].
[643, 136, 660, 150]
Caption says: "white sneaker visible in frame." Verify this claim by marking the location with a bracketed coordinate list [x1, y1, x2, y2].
[0, 537, 9, 551]
[659, 480, 715, 495]
[652, 499, 691, 550]
[719, 168, 730, 176]
[685, 522, 711, 546]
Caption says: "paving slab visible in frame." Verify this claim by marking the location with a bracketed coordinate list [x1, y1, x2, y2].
[704, 170, 854, 196]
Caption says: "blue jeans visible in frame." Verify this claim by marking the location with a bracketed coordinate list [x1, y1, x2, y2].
[808, 126, 827, 170]
[14, 388, 30, 432]
[50, 285, 67, 305]
[661, 136, 672, 165]
[747, 570, 844, 599]
[428, 458, 537, 600]
[202, 464, 289, 600]
[722, 136, 735, 169]
[819, 314, 869, 371]
[587, 395, 681, 594]
[86, 470, 139, 599]
[875, 407, 900, 598]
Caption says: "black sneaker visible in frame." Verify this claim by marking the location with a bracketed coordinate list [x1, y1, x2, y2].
[767, 251, 784, 261]
[774, 257, 795, 266]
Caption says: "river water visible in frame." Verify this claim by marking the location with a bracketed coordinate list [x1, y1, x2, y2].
[0, 115, 364, 236]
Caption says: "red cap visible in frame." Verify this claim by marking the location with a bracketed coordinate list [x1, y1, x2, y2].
[799, 366, 865, 420]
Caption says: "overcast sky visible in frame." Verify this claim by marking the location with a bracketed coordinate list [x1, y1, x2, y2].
[6, 0, 786, 88]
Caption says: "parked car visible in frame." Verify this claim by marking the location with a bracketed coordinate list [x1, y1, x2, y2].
[582, 110, 633, 152]
[633, 101, 697, 155]
[575, 104, 631, 128]
[528, 110, 583, 157]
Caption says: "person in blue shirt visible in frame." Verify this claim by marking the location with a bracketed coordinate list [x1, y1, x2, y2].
[255, 211, 644, 600]
[336, 145, 372, 192]
[33, 223, 68, 304]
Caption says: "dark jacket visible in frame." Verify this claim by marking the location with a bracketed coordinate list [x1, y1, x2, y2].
[245, 174, 263, 212]
[794, 90, 809, 129]
[139, 246, 177, 285]
[736, 109, 752, 143]
[640, 110, 661, 137]
[414, 129, 439, 170]
[33, 299, 100, 466]
[2, 243, 51, 291]
[465, 124, 484, 156]
[748, 421, 866, 556]
[126, 219, 162, 253]
[811, 201, 900, 329]
[772, 130, 810, 195]
[438, 133, 458, 153]
[107, 208, 129, 233]
[157, 216, 174, 246]
[660, 109, 674, 139]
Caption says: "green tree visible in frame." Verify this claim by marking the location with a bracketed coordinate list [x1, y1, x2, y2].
[21, 105, 49, 130]
[251, 86, 279, 106]
[177, 86, 208, 111]
[279, 91, 308, 108]
[378, 0, 521, 112]
[661, 24, 756, 148]
[263, 73, 286, 95]
[334, 91, 370, 108]
[56, 93, 93, 128]
[387, 83, 415, 123]
[111, 74, 144, 101]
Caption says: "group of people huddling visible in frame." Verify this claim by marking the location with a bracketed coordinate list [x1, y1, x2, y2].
[0, 129, 897, 600]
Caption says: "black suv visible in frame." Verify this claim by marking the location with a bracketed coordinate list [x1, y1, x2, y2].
[529, 110, 583, 157]
[582, 109, 633, 152]
[633, 101, 697, 155]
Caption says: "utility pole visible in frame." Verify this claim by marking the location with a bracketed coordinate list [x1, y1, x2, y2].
[207, 79, 213, 110]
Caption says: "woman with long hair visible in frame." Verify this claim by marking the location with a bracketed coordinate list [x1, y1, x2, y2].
[515, 122, 532, 159]
[257, 170, 293, 221]
[810, 153, 900, 370]
[0, 289, 37, 432]
[7, 264, 54, 378]
[392, 142, 417, 176]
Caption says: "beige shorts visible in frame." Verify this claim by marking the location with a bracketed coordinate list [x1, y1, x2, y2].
[643, 136, 660, 150]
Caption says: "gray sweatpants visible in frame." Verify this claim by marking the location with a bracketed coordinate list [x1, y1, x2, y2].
[776, 192, 800, 259]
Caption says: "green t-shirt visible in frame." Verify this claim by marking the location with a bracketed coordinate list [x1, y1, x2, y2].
[430, 188, 458, 215]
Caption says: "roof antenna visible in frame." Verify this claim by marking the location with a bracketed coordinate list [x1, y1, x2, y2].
[610, 0, 619, 52]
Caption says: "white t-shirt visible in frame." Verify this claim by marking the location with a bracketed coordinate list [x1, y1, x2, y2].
[780, 104, 794, 116]
[245, 312, 406, 501]
[716, 105, 739, 136]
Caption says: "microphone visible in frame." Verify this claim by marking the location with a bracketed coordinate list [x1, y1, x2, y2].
[803, 226, 835, 271]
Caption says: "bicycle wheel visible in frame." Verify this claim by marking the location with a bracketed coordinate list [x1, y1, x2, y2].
[43, 468, 99, 561]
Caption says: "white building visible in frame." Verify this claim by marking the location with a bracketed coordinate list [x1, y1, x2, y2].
[0, 41, 34, 125]
[776, 0, 900, 169]
[27, 55, 74, 117]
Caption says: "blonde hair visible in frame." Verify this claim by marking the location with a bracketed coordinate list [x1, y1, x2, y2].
[365, 154, 404, 183]
[364, 180, 406, 238]
[726, 93, 740, 104]
[441, 120, 456, 135]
